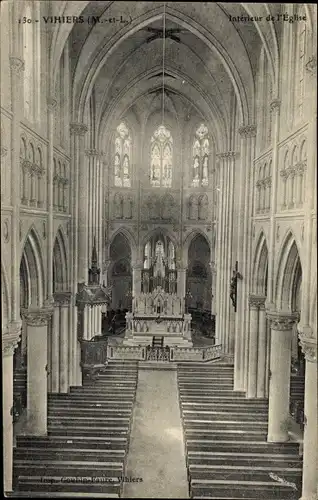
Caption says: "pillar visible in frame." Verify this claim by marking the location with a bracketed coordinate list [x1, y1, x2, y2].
[59, 302, 69, 392]
[68, 295, 75, 387]
[234, 125, 257, 391]
[247, 295, 264, 398]
[23, 309, 53, 435]
[132, 262, 143, 298]
[9, 55, 24, 323]
[298, 329, 318, 500]
[266, 311, 297, 442]
[257, 304, 267, 398]
[177, 266, 187, 300]
[51, 305, 60, 392]
[2, 322, 21, 493]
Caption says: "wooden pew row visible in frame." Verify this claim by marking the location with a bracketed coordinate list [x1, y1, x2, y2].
[177, 363, 302, 500]
[13, 361, 139, 497]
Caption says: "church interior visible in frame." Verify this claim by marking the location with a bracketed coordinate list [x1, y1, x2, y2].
[1, 1, 317, 499]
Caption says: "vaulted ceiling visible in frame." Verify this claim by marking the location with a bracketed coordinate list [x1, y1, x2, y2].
[50, 1, 284, 149]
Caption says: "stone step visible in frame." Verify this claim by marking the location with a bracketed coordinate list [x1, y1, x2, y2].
[180, 403, 268, 411]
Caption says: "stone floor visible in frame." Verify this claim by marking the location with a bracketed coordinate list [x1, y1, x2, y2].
[122, 370, 189, 498]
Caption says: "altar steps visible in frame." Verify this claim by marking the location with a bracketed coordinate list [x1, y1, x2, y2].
[13, 361, 138, 497]
[177, 363, 302, 499]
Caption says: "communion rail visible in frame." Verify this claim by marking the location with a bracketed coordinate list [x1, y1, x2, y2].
[81, 339, 222, 368]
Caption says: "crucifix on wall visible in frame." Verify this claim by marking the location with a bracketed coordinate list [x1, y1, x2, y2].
[230, 261, 243, 312]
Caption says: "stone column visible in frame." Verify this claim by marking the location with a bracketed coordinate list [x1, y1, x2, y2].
[298, 329, 318, 500]
[76, 126, 89, 283]
[177, 266, 187, 300]
[10, 56, 24, 323]
[209, 262, 216, 316]
[132, 262, 143, 298]
[68, 294, 76, 387]
[266, 311, 297, 442]
[2, 322, 21, 493]
[257, 303, 267, 398]
[247, 295, 263, 398]
[51, 305, 60, 392]
[47, 97, 57, 300]
[23, 309, 53, 435]
[234, 125, 257, 391]
[59, 302, 69, 392]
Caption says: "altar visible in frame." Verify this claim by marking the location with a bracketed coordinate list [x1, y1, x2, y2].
[123, 286, 193, 347]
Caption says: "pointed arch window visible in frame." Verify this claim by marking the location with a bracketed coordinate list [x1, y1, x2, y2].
[114, 122, 131, 187]
[192, 124, 210, 187]
[150, 125, 173, 187]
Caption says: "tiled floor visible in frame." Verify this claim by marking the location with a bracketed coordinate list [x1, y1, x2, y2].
[123, 370, 189, 498]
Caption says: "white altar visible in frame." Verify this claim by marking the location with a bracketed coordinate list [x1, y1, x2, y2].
[123, 286, 193, 347]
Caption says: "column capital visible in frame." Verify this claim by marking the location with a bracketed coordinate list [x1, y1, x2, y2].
[216, 151, 238, 160]
[47, 96, 58, 111]
[9, 56, 25, 76]
[70, 122, 88, 136]
[270, 99, 281, 112]
[132, 262, 143, 271]
[266, 311, 299, 331]
[21, 308, 53, 326]
[2, 321, 22, 356]
[53, 291, 72, 306]
[249, 294, 266, 309]
[238, 124, 257, 138]
[85, 148, 103, 158]
[298, 325, 317, 363]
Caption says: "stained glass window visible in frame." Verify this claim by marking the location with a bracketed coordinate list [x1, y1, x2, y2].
[114, 122, 131, 187]
[192, 124, 210, 187]
[150, 125, 173, 187]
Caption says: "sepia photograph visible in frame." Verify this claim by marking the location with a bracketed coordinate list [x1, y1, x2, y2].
[1, 1, 317, 498]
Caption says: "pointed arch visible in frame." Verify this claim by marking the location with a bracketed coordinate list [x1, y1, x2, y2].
[275, 231, 302, 312]
[53, 227, 69, 292]
[20, 226, 45, 308]
[252, 231, 268, 295]
[109, 227, 137, 261]
[183, 228, 211, 255]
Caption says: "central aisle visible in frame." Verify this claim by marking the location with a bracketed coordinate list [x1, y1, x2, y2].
[123, 369, 189, 498]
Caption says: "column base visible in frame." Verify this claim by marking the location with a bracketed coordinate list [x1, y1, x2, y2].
[267, 433, 290, 443]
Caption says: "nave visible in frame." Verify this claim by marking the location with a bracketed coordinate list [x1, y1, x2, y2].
[11, 360, 305, 499]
